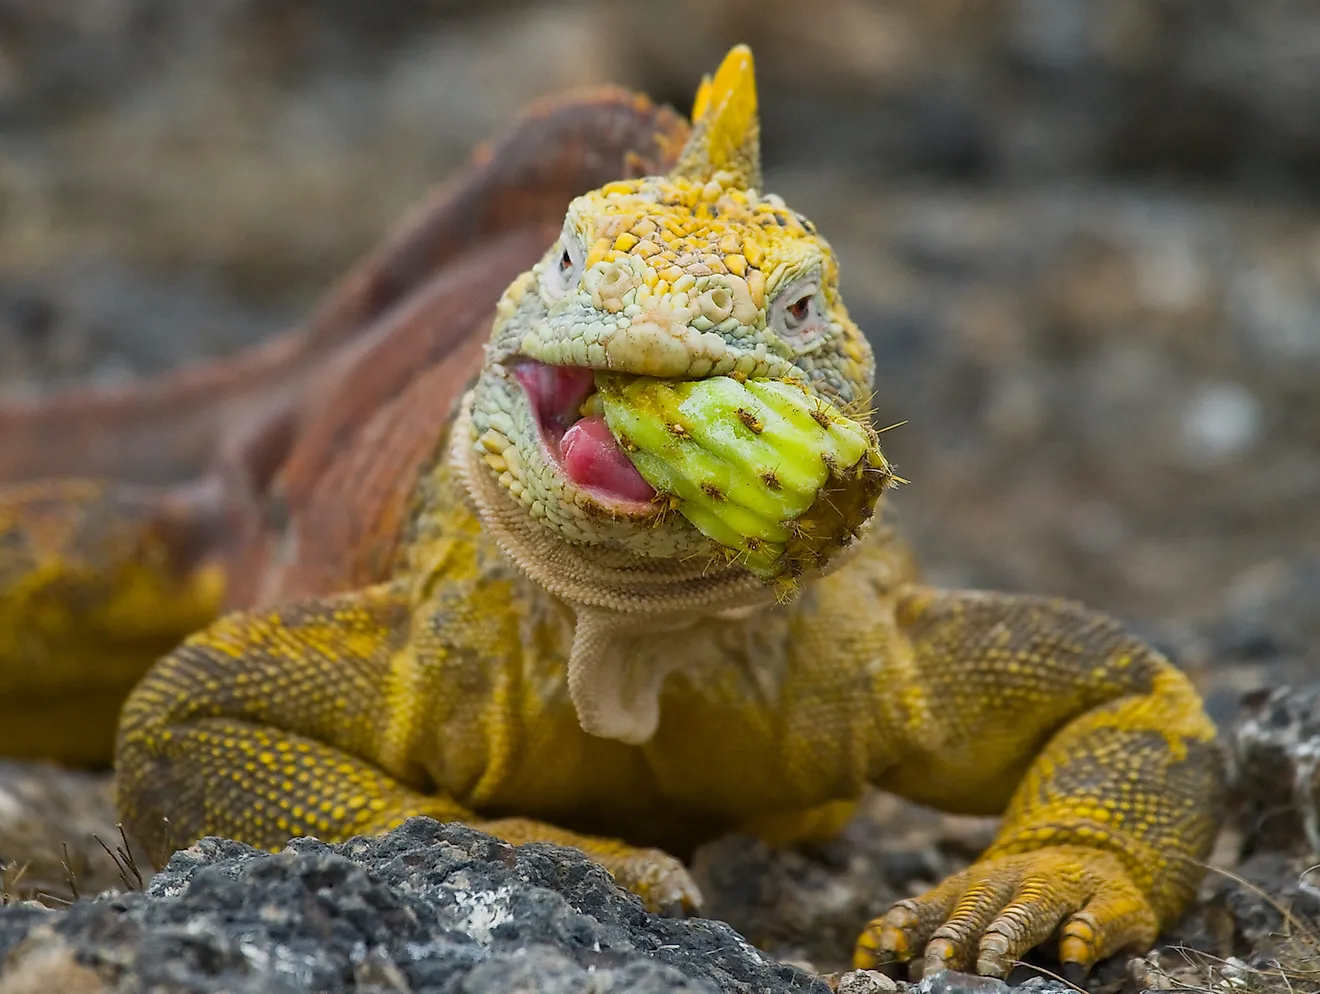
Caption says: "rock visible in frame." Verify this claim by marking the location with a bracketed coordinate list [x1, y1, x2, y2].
[0, 935, 107, 994]
[1208, 851, 1320, 950]
[916, 973, 1009, 994]
[1213, 556, 1320, 676]
[690, 793, 996, 974]
[836, 969, 898, 994]
[1148, 554, 1320, 728]
[900, 973, 1072, 994]
[612, 0, 1320, 190]
[911, 972, 1069, 994]
[1231, 683, 1320, 859]
[1148, 686, 1320, 991]
[1150, 848, 1320, 992]
[0, 818, 827, 994]
[1177, 380, 1263, 467]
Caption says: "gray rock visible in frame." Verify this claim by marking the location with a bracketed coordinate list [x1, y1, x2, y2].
[0, 818, 827, 994]
[1155, 847, 1320, 989]
[1232, 683, 1320, 858]
[687, 793, 997, 973]
[914, 975, 1073, 994]
[837, 968, 899, 993]
[917, 973, 1009, 994]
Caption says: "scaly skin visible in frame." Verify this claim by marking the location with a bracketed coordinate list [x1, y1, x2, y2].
[10, 46, 1228, 978]
[0, 480, 224, 763]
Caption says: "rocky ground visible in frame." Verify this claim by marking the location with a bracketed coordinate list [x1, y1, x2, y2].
[1, 2, 1319, 991]
[0, 819, 833, 994]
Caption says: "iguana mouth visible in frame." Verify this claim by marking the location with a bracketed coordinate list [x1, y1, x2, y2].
[512, 360, 658, 509]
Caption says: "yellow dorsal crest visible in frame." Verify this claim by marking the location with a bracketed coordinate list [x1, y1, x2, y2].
[671, 44, 761, 191]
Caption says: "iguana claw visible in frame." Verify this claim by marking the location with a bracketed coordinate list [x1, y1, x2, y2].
[854, 846, 1159, 979]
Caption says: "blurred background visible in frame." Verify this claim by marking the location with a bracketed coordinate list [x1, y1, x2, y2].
[2, 0, 1319, 721]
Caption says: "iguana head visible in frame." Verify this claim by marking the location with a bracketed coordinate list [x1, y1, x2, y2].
[465, 46, 887, 592]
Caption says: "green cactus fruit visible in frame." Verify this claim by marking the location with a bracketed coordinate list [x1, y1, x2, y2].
[596, 373, 893, 581]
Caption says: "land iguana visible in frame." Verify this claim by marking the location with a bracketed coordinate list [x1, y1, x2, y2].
[0, 47, 1225, 980]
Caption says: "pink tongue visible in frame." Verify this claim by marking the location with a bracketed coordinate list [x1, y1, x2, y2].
[561, 415, 656, 503]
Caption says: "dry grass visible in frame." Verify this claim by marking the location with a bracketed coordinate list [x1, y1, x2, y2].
[1138, 863, 1320, 994]
[1, 824, 146, 908]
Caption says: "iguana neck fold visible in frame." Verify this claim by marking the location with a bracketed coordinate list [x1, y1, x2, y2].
[451, 398, 777, 743]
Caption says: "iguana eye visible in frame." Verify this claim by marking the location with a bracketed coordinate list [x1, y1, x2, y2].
[770, 276, 826, 348]
[542, 230, 584, 302]
[785, 294, 813, 326]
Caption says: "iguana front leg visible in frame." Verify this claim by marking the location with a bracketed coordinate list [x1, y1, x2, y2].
[114, 583, 699, 912]
[856, 585, 1226, 978]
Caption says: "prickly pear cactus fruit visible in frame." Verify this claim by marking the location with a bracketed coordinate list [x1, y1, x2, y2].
[596, 373, 893, 581]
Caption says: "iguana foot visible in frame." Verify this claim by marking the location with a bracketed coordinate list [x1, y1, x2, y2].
[598, 844, 703, 916]
[853, 846, 1158, 979]
[479, 817, 702, 915]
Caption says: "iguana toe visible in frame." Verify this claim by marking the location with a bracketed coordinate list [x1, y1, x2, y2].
[476, 816, 702, 916]
[606, 845, 704, 916]
[853, 846, 1159, 978]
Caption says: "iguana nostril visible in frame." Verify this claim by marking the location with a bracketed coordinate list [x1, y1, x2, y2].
[696, 286, 734, 322]
[588, 261, 637, 312]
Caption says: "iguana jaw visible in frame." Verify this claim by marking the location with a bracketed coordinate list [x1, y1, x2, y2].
[470, 355, 717, 563]
[510, 360, 657, 512]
